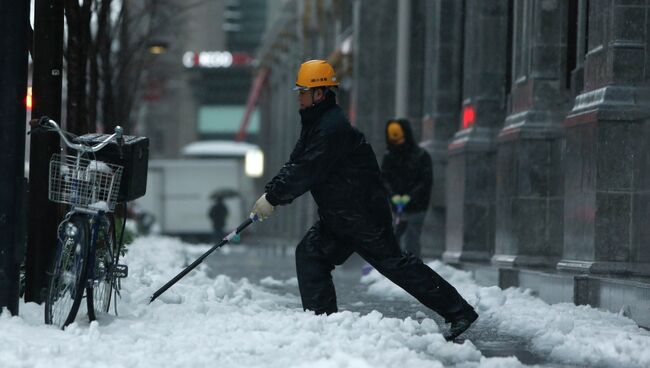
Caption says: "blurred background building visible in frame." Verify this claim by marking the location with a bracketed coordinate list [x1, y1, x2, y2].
[139, 0, 267, 158]
[134, 0, 268, 241]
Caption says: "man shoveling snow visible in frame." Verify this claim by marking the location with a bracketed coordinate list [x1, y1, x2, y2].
[250, 60, 477, 341]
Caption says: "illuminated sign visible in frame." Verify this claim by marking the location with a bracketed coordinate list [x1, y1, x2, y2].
[462, 105, 475, 129]
[183, 51, 252, 69]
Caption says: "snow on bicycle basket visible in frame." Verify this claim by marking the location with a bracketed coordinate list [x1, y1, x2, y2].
[49, 153, 124, 212]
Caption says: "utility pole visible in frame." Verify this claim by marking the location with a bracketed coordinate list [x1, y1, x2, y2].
[395, 0, 411, 119]
[0, 0, 30, 315]
[25, 0, 64, 304]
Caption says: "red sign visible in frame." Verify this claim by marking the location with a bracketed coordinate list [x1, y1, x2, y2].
[462, 105, 475, 129]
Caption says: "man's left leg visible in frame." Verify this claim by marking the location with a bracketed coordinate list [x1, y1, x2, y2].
[352, 225, 476, 326]
[356, 229, 477, 340]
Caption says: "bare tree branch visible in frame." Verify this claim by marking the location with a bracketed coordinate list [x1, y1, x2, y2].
[64, 0, 211, 133]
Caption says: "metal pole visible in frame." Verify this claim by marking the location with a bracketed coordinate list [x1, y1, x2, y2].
[149, 217, 256, 304]
[25, 0, 64, 304]
[395, 0, 411, 118]
[0, 0, 30, 315]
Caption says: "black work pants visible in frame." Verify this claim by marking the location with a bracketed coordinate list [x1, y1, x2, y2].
[295, 219, 474, 322]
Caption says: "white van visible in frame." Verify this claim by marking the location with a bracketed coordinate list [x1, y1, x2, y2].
[136, 140, 263, 241]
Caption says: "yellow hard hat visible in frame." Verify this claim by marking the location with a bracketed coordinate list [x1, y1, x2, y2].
[293, 60, 339, 90]
[387, 121, 405, 145]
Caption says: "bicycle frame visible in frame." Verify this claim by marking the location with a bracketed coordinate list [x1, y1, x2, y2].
[86, 211, 109, 283]
[54, 209, 113, 283]
[52, 213, 85, 298]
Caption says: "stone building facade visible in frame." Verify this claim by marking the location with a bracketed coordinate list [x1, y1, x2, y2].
[254, 0, 650, 327]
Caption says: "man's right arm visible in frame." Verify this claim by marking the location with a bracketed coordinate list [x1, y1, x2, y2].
[265, 123, 347, 206]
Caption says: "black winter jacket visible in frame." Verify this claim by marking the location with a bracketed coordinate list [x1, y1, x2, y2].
[265, 92, 392, 231]
[380, 119, 433, 213]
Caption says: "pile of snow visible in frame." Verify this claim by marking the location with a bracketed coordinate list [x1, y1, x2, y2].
[362, 260, 650, 368]
[88, 201, 110, 211]
[0, 237, 523, 368]
[86, 160, 114, 174]
[260, 276, 299, 288]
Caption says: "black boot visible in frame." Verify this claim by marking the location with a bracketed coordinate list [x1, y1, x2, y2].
[444, 309, 478, 341]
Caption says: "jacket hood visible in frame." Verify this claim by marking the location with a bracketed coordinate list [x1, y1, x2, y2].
[300, 90, 337, 126]
[385, 118, 416, 150]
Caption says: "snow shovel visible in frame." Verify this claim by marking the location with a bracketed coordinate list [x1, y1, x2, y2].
[149, 216, 257, 304]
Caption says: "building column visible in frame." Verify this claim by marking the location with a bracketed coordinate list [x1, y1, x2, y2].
[443, 0, 509, 263]
[559, 0, 650, 276]
[419, 0, 465, 258]
[352, 0, 398, 155]
[492, 0, 570, 268]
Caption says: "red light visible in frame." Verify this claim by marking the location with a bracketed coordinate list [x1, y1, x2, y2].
[26, 87, 32, 110]
[462, 105, 475, 129]
[231, 52, 252, 66]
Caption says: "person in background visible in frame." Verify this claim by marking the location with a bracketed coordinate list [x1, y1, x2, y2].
[209, 195, 228, 241]
[380, 118, 432, 258]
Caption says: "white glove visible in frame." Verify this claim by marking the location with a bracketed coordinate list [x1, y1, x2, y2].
[250, 193, 274, 221]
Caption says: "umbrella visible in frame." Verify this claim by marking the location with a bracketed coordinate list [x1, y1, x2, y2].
[210, 188, 240, 200]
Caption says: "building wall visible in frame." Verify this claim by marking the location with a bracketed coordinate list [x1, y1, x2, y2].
[493, 0, 571, 268]
[560, 0, 650, 275]
[419, 0, 465, 257]
[141, 0, 265, 158]
[254, 0, 650, 276]
[444, 0, 510, 264]
[140, 0, 225, 158]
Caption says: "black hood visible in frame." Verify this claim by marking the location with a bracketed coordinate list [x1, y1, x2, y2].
[385, 118, 416, 151]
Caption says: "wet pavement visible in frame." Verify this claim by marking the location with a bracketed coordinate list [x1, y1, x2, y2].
[199, 243, 586, 368]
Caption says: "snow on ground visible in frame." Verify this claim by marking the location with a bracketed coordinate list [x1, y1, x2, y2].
[0, 237, 524, 368]
[362, 261, 650, 368]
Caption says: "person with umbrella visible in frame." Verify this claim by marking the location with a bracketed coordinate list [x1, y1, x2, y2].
[209, 189, 239, 241]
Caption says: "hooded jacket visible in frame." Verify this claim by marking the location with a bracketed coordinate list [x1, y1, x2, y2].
[264, 91, 392, 232]
[380, 119, 432, 213]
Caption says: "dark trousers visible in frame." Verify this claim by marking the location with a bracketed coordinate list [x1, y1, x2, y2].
[295, 220, 474, 322]
[394, 211, 427, 258]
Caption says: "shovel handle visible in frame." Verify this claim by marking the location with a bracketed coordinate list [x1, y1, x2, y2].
[149, 216, 256, 304]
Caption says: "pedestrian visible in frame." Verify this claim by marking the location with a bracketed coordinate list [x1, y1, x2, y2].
[249, 60, 477, 341]
[209, 196, 228, 241]
[380, 118, 432, 258]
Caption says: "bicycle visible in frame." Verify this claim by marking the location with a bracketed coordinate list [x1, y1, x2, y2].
[39, 118, 129, 329]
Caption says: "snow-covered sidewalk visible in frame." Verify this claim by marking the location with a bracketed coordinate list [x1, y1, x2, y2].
[363, 261, 650, 368]
[1, 236, 649, 368]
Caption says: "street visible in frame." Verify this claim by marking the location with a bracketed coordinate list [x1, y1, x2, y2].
[3, 236, 648, 368]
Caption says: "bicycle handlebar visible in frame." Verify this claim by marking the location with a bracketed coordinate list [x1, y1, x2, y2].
[41, 118, 123, 154]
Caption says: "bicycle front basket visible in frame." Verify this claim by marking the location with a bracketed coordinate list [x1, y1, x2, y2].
[48, 153, 124, 212]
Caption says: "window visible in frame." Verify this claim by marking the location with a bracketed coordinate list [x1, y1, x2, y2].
[197, 105, 260, 135]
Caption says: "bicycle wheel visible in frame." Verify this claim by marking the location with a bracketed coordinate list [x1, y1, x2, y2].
[44, 215, 90, 329]
[87, 215, 116, 321]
